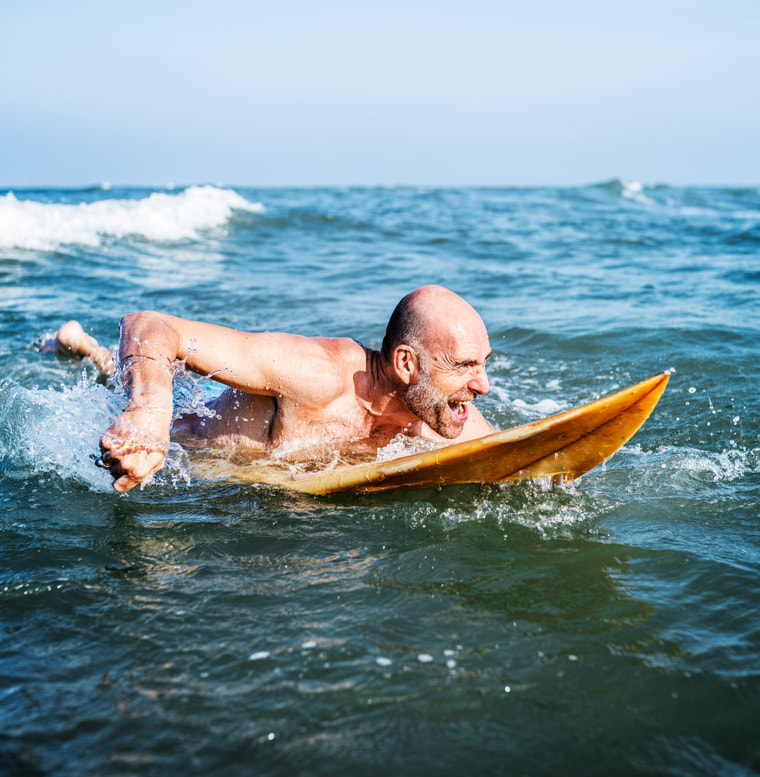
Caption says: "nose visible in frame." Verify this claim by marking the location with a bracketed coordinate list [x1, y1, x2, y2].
[468, 364, 489, 395]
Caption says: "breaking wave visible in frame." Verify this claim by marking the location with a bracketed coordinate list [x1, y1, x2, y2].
[0, 185, 264, 251]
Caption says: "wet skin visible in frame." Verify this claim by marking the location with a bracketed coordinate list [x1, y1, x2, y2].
[86, 286, 496, 491]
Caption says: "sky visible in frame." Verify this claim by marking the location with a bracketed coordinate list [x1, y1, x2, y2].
[2, 0, 759, 187]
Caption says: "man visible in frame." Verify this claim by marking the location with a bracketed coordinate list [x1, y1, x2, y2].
[44, 285, 493, 492]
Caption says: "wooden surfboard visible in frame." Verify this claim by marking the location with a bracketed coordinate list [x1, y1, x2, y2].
[230, 372, 669, 495]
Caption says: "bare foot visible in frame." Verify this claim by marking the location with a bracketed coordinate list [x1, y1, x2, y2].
[41, 321, 90, 356]
[41, 320, 116, 377]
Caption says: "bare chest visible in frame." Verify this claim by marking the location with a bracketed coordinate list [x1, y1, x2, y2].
[270, 397, 378, 446]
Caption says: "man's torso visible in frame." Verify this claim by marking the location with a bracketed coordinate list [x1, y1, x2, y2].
[171, 339, 396, 451]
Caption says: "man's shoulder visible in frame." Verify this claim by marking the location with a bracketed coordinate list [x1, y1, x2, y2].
[311, 336, 368, 364]
[269, 334, 364, 365]
[279, 337, 368, 406]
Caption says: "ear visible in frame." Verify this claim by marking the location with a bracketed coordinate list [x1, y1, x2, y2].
[392, 345, 419, 386]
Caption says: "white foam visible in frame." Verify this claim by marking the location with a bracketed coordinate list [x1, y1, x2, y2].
[512, 398, 563, 416]
[0, 185, 265, 251]
[598, 178, 655, 206]
[421, 482, 591, 537]
[663, 446, 759, 484]
[617, 444, 760, 493]
[376, 433, 441, 461]
[620, 180, 656, 206]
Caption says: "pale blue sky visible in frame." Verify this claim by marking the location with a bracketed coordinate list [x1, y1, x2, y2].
[2, 0, 758, 187]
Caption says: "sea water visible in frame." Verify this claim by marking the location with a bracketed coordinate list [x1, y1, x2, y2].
[1, 182, 759, 776]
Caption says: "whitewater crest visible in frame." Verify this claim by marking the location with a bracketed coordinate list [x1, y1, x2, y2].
[0, 185, 265, 251]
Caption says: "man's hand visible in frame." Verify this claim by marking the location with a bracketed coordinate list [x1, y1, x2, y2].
[98, 407, 172, 492]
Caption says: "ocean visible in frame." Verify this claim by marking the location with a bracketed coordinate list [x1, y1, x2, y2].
[1, 182, 758, 776]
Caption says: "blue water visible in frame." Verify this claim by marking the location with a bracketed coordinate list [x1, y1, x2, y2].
[1, 181, 759, 776]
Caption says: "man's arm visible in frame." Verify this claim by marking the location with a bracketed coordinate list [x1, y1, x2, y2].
[97, 313, 177, 492]
[99, 311, 342, 492]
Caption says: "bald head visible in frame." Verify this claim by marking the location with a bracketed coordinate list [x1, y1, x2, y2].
[381, 285, 486, 360]
[380, 286, 491, 437]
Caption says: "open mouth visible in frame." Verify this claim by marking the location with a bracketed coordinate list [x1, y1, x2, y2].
[449, 401, 469, 422]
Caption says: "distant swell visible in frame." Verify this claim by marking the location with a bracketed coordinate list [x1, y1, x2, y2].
[0, 185, 265, 251]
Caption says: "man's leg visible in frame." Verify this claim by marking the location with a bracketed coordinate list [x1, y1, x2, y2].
[41, 321, 116, 377]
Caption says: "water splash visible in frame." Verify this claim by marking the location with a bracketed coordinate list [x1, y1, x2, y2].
[0, 375, 125, 489]
[376, 434, 441, 461]
[0, 360, 222, 490]
[647, 445, 760, 488]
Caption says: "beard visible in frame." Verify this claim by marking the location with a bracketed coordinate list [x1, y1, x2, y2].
[402, 365, 472, 439]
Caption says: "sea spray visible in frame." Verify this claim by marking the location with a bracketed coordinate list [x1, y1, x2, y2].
[0, 357, 222, 489]
[0, 375, 124, 488]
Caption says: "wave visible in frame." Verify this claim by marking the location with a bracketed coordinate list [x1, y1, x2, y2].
[0, 185, 265, 251]
[585, 178, 661, 206]
[586, 178, 760, 220]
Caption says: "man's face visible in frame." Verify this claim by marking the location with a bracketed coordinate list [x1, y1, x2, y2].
[402, 335, 491, 439]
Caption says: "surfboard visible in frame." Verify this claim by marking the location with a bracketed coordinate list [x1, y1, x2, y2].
[231, 371, 669, 495]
